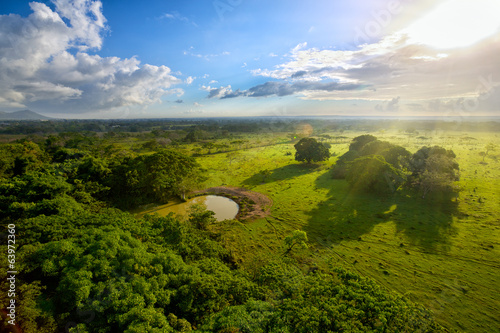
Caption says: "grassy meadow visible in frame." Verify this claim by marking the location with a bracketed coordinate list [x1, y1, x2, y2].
[1, 118, 498, 332]
[184, 128, 500, 332]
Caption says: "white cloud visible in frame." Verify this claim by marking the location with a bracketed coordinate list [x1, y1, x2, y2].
[0, 0, 181, 113]
[183, 48, 231, 60]
[185, 76, 195, 85]
[203, 81, 363, 99]
[159, 11, 198, 27]
[247, 30, 500, 110]
[202, 85, 244, 99]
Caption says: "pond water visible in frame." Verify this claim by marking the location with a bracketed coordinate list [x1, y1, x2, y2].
[136, 195, 239, 221]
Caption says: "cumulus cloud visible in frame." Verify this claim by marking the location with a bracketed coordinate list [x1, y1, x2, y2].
[0, 0, 181, 113]
[202, 85, 244, 99]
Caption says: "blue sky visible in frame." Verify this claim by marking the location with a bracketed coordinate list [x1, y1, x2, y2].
[1, 0, 499, 118]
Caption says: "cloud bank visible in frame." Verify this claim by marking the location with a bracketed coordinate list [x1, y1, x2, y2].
[0, 0, 181, 113]
[207, 28, 500, 115]
[203, 81, 365, 99]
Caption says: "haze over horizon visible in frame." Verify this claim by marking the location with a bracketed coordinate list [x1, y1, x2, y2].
[1, 0, 499, 119]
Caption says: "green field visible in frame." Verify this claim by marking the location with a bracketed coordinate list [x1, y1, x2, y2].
[188, 129, 500, 332]
[2, 119, 498, 332]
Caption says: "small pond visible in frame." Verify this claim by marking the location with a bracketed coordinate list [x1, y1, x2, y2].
[136, 195, 239, 221]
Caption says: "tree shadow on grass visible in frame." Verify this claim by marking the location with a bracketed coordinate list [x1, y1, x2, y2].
[391, 192, 459, 252]
[304, 171, 459, 253]
[242, 163, 324, 186]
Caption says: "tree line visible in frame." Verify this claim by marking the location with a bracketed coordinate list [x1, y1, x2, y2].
[294, 135, 460, 198]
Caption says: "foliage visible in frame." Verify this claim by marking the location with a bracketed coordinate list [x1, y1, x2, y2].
[1, 121, 490, 332]
[1, 209, 259, 332]
[187, 203, 217, 230]
[331, 135, 391, 180]
[106, 150, 202, 207]
[331, 149, 360, 179]
[334, 137, 456, 197]
[378, 145, 411, 170]
[283, 230, 308, 255]
[479, 143, 497, 163]
[409, 146, 460, 197]
[346, 155, 405, 194]
[0, 141, 47, 178]
[294, 137, 330, 163]
[202, 265, 445, 333]
[348, 134, 377, 152]
[0, 171, 83, 220]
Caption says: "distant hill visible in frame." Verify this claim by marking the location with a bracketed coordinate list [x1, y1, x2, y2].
[0, 110, 52, 120]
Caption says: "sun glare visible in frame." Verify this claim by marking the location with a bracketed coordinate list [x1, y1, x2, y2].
[404, 0, 500, 49]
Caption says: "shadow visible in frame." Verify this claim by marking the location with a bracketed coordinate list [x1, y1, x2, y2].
[304, 171, 459, 253]
[242, 163, 323, 186]
[391, 192, 459, 253]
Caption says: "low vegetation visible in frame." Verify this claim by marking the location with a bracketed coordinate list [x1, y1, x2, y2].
[0, 118, 498, 332]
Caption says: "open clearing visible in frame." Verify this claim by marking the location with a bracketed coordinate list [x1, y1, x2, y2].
[190, 129, 500, 333]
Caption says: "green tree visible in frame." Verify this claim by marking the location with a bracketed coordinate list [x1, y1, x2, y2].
[346, 155, 405, 194]
[201, 142, 216, 154]
[76, 156, 111, 183]
[479, 143, 497, 163]
[0, 141, 47, 178]
[142, 150, 200, 202]
[379, 145, 411, 170]
[283, 230, 308, 255]
[331, 150, 360, 179]
[348, 134, 377, 152]
[409, 146, 460, 198]
[333, 136, 411, 179]
[294, 138, 330, 163]
[107, 150, 201, 206]
[187, 203, 217, 230]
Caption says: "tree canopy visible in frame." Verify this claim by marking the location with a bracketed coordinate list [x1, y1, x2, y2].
[333, 136, 459, 197]
[294, 137, 331, 163]
[346, 155, 405, 194]
[409, 146, 460, 197]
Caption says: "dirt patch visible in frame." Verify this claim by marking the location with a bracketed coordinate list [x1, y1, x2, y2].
[191, 186, 272, 220]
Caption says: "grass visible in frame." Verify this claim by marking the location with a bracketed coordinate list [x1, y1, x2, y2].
[192, 129, 500, 333]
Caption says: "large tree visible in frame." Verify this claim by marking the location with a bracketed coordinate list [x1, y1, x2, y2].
[348, 134, 377, 152]
[106, 150, 202, 207]
[331, 136, 410, 179]
[294, 138, 330, 163]
[346, 155, 405, 194]
[409, 146, 460, 198]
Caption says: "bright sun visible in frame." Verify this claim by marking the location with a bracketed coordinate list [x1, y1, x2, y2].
[403, 0, 500, 49]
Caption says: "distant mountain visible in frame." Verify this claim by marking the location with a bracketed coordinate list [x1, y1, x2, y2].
[0, 110, 52, 120]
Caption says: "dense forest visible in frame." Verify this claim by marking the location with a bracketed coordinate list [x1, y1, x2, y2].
[1, 118, 498, 332]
